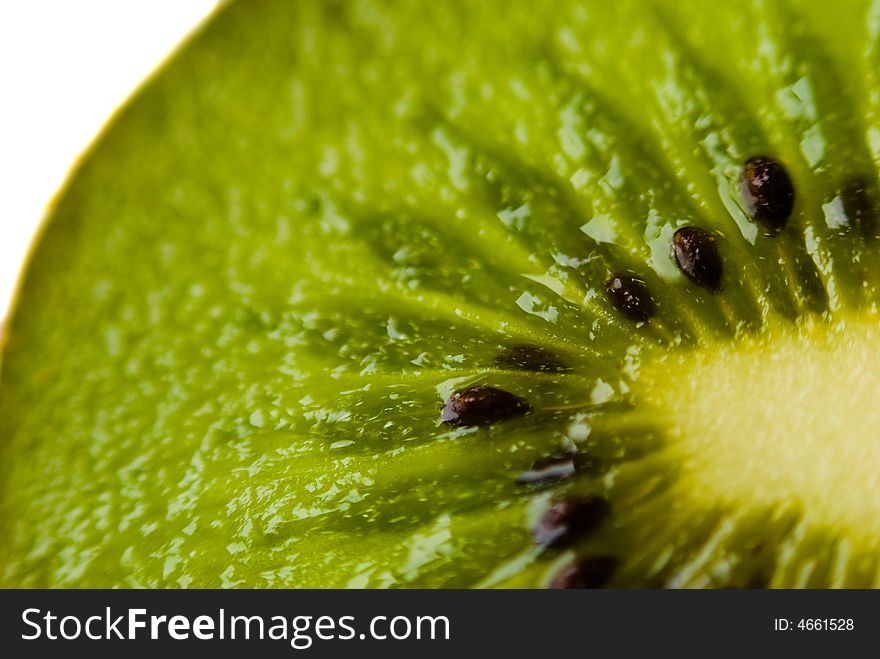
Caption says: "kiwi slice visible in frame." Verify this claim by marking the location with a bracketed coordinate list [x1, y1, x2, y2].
[2, 0, 880, 589]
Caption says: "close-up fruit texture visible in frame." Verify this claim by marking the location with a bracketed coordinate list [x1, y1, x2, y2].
[2, 0, 880, 589]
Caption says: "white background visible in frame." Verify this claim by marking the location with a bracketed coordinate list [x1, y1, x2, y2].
[0, 1, 217, 320]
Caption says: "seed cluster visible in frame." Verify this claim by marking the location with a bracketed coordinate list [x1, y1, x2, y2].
[433, 155, 872, 588]
[603, 156, 805, 321]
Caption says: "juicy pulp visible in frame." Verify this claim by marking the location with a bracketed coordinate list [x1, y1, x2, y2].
[2, 0, 880, 588]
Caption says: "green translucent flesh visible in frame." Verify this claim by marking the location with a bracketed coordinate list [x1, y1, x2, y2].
[1, 0, 879, 587]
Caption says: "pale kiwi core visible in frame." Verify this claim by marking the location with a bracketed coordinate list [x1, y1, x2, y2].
[640, 315, 880, 539]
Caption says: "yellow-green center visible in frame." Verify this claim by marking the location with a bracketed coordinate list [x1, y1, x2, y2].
[642, 315, 880, 539]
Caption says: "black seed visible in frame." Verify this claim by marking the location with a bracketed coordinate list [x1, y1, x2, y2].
[516, 455, 577, 485]
[841, 177, 877, 238]
[671, 226, 723, 292]
[547, 555, 619, 589]
[604, 273, 656, 322]
[741, 156, 795, 232]
[495, 344, 569, 373]
[440, 385, 529, 427]
[532, 495, 611, 547]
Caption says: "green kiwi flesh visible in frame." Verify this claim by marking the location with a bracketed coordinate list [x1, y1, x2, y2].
[2, 0, 880, 588]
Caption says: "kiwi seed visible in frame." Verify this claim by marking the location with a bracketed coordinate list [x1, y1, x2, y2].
[440, 385, 529, 427]
[547, 556, 619, 589]
[532, 495, 611, 547]
[671, 226, 723, 292]
[604, 273, 656, 322]
[741, 156, 795, 232]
